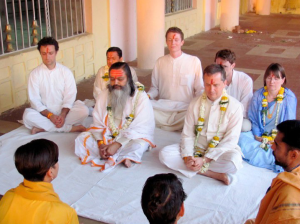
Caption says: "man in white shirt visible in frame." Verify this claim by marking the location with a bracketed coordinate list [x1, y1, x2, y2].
[147, 27, 204, 131]
[23, 37, 88, 134]
[215, 49, 253, 131]
[93, 47, 138, 100]
[75, 62, 154, 170]
[159, 64, 243, 185]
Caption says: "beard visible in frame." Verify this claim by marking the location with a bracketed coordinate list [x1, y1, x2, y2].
[273, 151, 288, 170]
[108, 83, 131, 118]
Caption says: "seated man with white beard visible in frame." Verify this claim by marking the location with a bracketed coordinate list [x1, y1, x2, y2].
[159, 64, 244, 185]
[75, 62, 155, 170]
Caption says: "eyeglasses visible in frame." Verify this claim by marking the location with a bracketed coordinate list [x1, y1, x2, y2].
[266, 76, 282, 82]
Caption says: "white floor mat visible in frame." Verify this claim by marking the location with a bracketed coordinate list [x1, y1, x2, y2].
[0, 126, 276, 224]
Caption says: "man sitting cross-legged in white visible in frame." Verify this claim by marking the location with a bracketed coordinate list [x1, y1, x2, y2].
[75, 62, 155, 170]
[93, 46, 138, 100]
[215, 49, 253, 132]
[159, 64, 244, 185]
[23, 37, 88, 134]
[147, 27, 203, 131]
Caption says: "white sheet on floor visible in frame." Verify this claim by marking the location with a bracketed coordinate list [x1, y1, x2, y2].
[0, 126, 276, 224]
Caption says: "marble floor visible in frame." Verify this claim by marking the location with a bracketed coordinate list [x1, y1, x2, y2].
[1, 12, 300, 224]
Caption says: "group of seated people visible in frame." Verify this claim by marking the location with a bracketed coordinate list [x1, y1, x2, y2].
[0, 26, 298, 223]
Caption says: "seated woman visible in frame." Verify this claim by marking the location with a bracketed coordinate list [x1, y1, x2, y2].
[238, 63, 297, 172]
[0, 139, 79, 224]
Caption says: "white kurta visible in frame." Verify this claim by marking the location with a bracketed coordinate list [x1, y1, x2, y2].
[147, 53, 204, 131]
[23, 63, 89, 132]
[93, 65, 138, 100]
[148, 53, 203, 103]
[75, 88, 155, 171]
[226, 70, 253, 118]
[159, 93, 244, 178]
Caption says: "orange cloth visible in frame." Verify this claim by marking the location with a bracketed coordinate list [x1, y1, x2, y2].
[254, 166, 300, 224]
[0, 179, 79, 224]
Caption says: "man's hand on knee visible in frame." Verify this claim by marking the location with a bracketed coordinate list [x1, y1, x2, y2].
[55, 115, 65, 128]
[106, 142, 122, 157]
[49, 114, 60, 126]
[184, 156, 203, 171]
[99, 144, 109, 159]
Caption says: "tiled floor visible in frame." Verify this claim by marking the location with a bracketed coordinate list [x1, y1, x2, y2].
[1, 12, 300, 223]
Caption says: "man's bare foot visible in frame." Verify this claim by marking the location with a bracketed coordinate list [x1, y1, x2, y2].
[31, 127, 45, 134]
[123, 159, 132, 168]
[70, 125, 86, 132]
[199, 170, 230, 185]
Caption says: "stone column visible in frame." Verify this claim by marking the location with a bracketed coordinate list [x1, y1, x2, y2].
[136, 0, 165, 69]
[220, 0, 240, 32]
[256, 0, 271, 15]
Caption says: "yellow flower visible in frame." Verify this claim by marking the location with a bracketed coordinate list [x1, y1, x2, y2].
[198, 117, 205, 122]
[262, 99, 268, 107]
[213, 136, 219, 141]
[263, 92, 268, 97]
[221, 96, 228, 101]
[208, 143, 215, 148]
[278, 87, 284, 94]
[197, 127, 202, 132]
[220, 107, 226, 111]
[264, 86, 267, 90]
[129, 114, 134, 118]
[112, 132, 118, 137]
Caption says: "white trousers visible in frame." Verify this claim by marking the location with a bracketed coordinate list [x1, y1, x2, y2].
[242, 118, 252, 132]
[23, 100, 89, 133]
[154, 109, 186, 131]
[75, 131, 149, 170]
[159, 144, 243, 178]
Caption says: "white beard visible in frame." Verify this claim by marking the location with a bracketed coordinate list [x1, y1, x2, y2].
[110, 83, 131, 119]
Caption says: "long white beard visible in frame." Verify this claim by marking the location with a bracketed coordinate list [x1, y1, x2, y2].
[110, 83, 131, 119]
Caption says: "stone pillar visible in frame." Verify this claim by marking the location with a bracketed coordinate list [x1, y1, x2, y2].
[136, 0, 165, 69]
[220, 0, 240, 32]
[110, 0, 137, 62]
[256, 0, 271, 15]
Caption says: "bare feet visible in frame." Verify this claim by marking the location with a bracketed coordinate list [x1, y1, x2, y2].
[31, 127, 45, 134]
[123, 159, 132, 168]
[199, 170, 230, 185]
[70, 125, 86, 132]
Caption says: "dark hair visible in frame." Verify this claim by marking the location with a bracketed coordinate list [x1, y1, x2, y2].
[277, 120, 300, 151]
[215, 49, 236, 64]
[141, 173, 187, 224]
[165, 27, 184, 41]
[263, 63, 287, 86]
[106, 47, 122, 58]
[37, 37, 59, 51]
[14, 139, 59, 181]
[203, 64, 226, 81]
[109, 62, 135, 96]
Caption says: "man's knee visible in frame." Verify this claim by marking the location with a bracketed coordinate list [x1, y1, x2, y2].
[159, 147, 170, 165]
[74, 100, 89, 117]
[23, 108, 39, 127]
[242, 118, 252, 132]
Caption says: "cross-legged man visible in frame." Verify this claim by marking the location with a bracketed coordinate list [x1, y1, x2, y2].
[159, 64, 244, 185]
[23, 37, 88, 134]
[147, 27, 204, 131]
[75, 62, 155, 171]
[215, 49, 253, 131]
[93, 47, 138, 100]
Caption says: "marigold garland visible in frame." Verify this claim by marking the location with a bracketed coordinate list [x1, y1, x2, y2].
[194, 90, 229, 158]
[107, 82, 144, 139]
[260, 86, 285, 150]
[101, 65, 109, 82]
